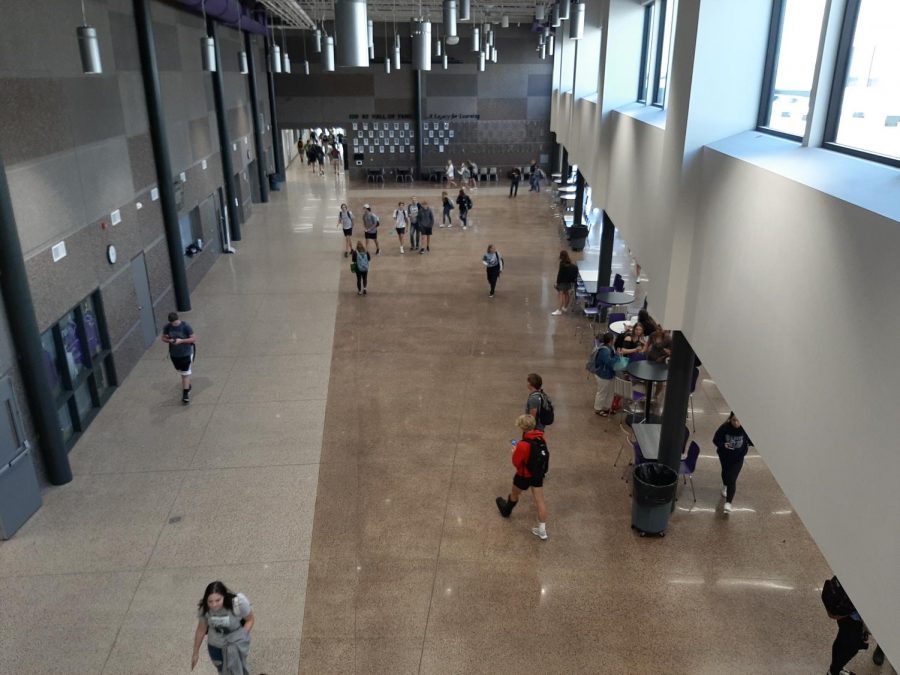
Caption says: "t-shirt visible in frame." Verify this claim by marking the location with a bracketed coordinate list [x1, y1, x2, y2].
[526, 391, 546, 431]
[446, 164, 455, 178]
[393, 209, 408, 229]
[201, 593, 252, 648]
[363, 212, 379, 234]
[339, 210, 353, 229]
[163, 321, 193, 358]
[407, 203, 419, 224]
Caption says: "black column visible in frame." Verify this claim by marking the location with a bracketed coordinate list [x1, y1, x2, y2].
[207, 19, 242, 242]
[598, 210, 614, 286]
[572, 170, 585, 226]
[550, 133, 559, 174]
[414, 71, 424, 179]
[561, 147, 569, 182]
[658, 331, 695, 473]
[263, 23, 285, 184]
[133, 0, 190, 311]
[0, 153, 72, 485]
[244, 31, 269, 204]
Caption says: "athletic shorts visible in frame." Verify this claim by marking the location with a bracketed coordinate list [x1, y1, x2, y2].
[171, 352, 193, 376]
[420, 227, 433, 236]
[513, 473, 543, 490]
[395, 227, 406, 234]
[342, 229, 353, 237]
[364, 232, 378, 240]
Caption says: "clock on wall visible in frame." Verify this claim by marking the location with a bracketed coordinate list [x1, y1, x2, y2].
[106, 244, 117, 264]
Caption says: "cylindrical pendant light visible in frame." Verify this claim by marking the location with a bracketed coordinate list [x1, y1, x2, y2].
[201, 36, 217, 71]
[393, 43, 401, 70]
[385, 58, 391, 73]
[314, 27, 322, 52]
[443, 0, 459, 44]
[334, 0, 369, 67]
[442, 53, 448, 69]
[551, 3, 561, 27]
[535, 3, 545, 21]
[410, 18, 420, 37]
[394, 33, 401, 49]
[367, 19, 375, 59]
[239, 49, 248, 74]
[559, 0, 570, 21]
[487, 29, 494, 47]
[303, 59, 310, 74]
[569, 2, 585, 39]
[471, 26, 480, 52]
[413, 20, 431, 70]
[501, 15, 509, 28]
[540, 42, 546, 59]
[77, 25, 103, 74]
[548, 34, 555, 56]
[323, 35, 335, 71]
[538, 33, 544, 46]
[492, 46, 498, 63]
[271, 42, 282, 72]
[478, 50, 485, 71]
[283, 52, 291, 73]
[436, 39, 442, 57]
[459, 0, 471, 22]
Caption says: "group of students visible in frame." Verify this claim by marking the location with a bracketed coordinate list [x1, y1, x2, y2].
[444, 159, 479, 189]
[300, 138, 342, 176]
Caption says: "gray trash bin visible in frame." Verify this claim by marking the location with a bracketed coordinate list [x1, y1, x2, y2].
[631, 462, 677, 537]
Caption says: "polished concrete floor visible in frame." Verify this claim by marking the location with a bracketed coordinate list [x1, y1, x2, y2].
[0, 163, 891, 674]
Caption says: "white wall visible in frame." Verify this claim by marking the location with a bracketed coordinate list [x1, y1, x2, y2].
[549, 0, 900, 662]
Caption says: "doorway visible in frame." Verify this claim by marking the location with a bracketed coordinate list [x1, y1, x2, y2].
[130, 253, 156, 348]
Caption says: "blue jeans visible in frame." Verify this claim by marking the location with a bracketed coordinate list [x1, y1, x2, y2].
[207, 645, 224, 673]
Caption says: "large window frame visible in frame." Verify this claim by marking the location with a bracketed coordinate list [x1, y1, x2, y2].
[637, 0, 675, 108]
[823, 0, 900, 168]
[757, 0, 798, 141]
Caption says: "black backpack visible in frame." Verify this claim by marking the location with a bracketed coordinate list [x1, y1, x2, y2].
[537, 391, 554, 426]
[525, 436, 550, 480]
[822, 576, 855, 617]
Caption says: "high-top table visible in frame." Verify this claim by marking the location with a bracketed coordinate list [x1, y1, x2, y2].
[625, 361, 668, 420]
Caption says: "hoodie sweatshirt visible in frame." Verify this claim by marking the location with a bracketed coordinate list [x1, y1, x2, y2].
[512, 429, 546, 477]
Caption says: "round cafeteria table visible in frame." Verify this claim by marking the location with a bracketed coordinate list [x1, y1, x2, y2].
[595, 291, 634, 306]
[610, 320, 635, 335]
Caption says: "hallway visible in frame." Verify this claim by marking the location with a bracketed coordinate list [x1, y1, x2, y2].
[0, 163, 885, 674]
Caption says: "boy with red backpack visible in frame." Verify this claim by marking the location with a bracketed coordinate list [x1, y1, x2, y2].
[495, 414, 550, 540]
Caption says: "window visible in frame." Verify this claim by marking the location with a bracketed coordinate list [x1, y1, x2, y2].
[826, 0, 900, 164]
[40, 291, 116, 449]
[637, 0, 677, 107]
[759, 0, 827, 138]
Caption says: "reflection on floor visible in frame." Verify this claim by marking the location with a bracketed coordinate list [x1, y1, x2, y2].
[0, 163, 891, 674]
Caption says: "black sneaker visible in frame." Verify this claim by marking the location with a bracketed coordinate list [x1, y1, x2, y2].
[363, 289, 367, 295]
[495, 497, 511, 518]
[182, 391, 190, 404]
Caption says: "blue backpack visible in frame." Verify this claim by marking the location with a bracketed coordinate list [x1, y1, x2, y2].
[356, 252, 369, 272]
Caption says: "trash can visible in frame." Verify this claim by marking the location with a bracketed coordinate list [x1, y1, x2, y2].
[268, 173, 283, 191]
[631, 462, 678, 537]
[566, 224, 589, 251]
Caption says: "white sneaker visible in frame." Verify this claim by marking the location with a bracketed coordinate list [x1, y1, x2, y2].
[724, 502, 733, 514]
[551, 310, 563, 316]
[722, 487, 727, 498]
[462, 225, 467, 230]
[531, 527, 548, 540]
[400, 246, 404, 254]
[439, 224, 445, 228]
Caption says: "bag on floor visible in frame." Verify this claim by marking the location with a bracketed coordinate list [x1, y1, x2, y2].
[822, 576, 855, 617]
[526, 437, 550, 480]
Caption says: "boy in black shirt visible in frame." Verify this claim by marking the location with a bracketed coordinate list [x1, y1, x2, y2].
[161, 312, 196, 404]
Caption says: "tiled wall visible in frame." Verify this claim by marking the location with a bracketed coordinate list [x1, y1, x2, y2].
[275, 24, 553, 177]
[0, 0, 274, 481]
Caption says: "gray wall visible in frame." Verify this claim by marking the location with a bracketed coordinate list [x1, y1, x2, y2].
[0, 0, 275, 482]
[275, 24, 553, 176]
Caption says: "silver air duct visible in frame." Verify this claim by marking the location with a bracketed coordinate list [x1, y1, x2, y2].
[535, 4, 545, 21]
[334, 0, 369, 67]
[413, 20, 432, 70]
[443, 0, 459, 44]
[459, 0, 471, 22]
[322, 35, 335, 71]
[570, 2, 585, 39]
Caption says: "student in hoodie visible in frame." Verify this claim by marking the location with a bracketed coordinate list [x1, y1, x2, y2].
[495, 414, 549, 540]
[714, 412, 754, 514]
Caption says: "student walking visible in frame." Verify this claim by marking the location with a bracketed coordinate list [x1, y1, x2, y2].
[190, 581, 254, 674]
[337, 203, 354, 257]
[418, 201, 434, 253]
[441, 191, 454, 227]
[392, 201, 409, 253]
[551, 250, 579, 315]
[495, 414, 550, 540]
[509, 167, 521, 197]
[482, 244, 503, 297]
[456, 188, 472, 230]
[351, 241, 370, 295]
[362, 204, 380, 255]
[714, 412, 753, 514]
[407, 197, 421, 251]
[525, 372, 553, 432]
[161, 312, 196, 404]
[444, 160, 457, 188]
